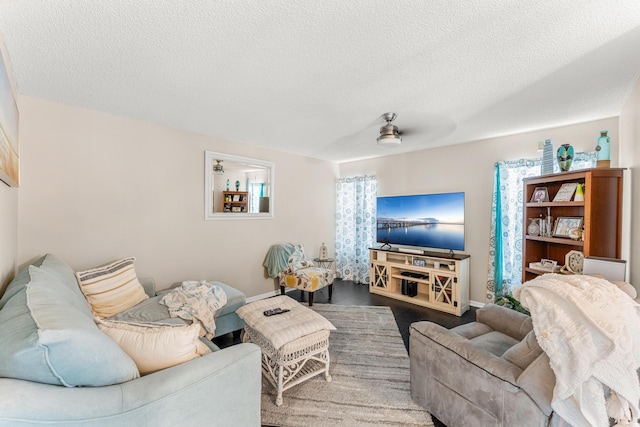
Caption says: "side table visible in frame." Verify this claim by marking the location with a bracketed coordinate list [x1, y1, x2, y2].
[313, 257, 335, 270]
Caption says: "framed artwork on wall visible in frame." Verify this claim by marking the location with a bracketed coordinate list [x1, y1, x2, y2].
[0, 50, 18, 187]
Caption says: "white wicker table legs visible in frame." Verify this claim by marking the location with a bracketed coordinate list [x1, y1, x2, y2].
[242, 326, 332, 406]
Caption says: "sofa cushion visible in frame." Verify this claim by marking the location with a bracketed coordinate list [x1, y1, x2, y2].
[502, 329, 543, 370]
[109, 295, 174, 323]
[38, 253, 93, 317]
[516, 352, 556, 416]
[96, 319, 211, 375]
[476, 303, 533, 341]
[451, 322, 493, 340]
[0, 265, 140, 386]
[0, 255, 46, 309]
[469, 331, 520, 358]
[76, 257, 148, 318]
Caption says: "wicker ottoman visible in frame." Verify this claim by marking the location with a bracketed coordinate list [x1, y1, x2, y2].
[236, 295, 336, 406]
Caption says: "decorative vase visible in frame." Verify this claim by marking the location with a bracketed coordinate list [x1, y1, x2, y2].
[226, 179, 230, 191]
[235, 180, 240, 191]
[595, 130, 610, 168]
[556, 144, 574, 172]
[541, 139, 554, 175]
[527, 218, 540, 236]
[574, 183, 585, 202]
[319, 242, 328, 260]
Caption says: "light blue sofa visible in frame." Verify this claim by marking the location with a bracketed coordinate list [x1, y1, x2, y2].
[0, 254, 261, 426]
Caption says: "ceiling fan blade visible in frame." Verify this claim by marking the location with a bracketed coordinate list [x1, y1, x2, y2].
[397, 126, 428, 136]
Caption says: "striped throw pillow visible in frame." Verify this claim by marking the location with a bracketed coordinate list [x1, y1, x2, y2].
[76, 258, 149, 318]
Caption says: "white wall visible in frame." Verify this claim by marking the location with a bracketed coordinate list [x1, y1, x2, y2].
[620, 76, 640, 287]
[16, 96, 338, 297]
[339, 117, 619, 303]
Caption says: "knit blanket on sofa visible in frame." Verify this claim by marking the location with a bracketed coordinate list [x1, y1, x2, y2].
[160, 281, 227, 339]
[514, 274, 640, 427]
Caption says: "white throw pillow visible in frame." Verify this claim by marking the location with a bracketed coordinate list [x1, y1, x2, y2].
[96, 319, 211, 375]
[76, 258, 148, 318]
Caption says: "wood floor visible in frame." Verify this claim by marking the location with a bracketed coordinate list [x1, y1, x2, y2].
[213, 278, 478, 427]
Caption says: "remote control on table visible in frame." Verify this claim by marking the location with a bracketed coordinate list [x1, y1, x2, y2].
[263, 308, 290, 317]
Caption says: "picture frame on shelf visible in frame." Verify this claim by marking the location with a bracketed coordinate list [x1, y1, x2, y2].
[553, 216, 583, 238]
[552, 182, 578, 202]
[530, 187, 549, 203]
[541, 259, 558, 270]
[232, 195, 240, 202]
[529, 258, 560, 273]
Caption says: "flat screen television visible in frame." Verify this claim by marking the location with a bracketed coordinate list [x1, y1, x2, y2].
[376, 192, 465, 252]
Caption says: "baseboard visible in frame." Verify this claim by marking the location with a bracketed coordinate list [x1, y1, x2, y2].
[246, 287, 294, 303]
[469, 300, 485, 308]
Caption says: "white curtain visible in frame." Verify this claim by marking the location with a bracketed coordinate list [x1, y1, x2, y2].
[248, 182, 263, 213]
[335, 175, 377, 284]
[486, 153, 596, 302]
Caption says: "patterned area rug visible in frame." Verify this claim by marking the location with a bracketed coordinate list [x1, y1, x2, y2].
[260, 304, 434, 427]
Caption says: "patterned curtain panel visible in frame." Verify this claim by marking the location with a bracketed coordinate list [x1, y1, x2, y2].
[335, 175, 378, 284]
[486, 152, 596, 303]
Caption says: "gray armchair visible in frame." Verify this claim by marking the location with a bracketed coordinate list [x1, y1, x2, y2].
[409, 303, 557, 427]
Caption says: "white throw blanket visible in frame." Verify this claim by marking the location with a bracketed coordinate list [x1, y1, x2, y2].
[160, 281, 227, 339]
[514, 274, 640, 427]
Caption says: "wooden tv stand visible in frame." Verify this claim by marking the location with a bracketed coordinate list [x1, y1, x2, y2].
[369, 248, 470, 316]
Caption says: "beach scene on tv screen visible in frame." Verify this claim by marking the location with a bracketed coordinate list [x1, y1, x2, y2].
[377, 192, 465, 251]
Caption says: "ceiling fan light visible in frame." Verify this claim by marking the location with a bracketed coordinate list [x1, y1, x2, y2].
[377, 134, 402, 147]
[377, 112, 402, 147]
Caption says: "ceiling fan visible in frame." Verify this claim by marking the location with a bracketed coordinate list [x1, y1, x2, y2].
[376, 112, 403, 147]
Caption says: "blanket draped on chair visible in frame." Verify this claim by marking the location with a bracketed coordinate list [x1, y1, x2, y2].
[514, 274, 640, 427]
[263, 243, 296, 278]
[160, 281, 227, 339]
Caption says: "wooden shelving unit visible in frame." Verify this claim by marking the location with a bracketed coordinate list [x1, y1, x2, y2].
[369, 248, 470, 316]
[522, 168, 624, 282]
[222, 191, 248, 213]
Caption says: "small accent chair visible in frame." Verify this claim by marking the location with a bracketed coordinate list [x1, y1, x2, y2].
[264, 243, 335, 306]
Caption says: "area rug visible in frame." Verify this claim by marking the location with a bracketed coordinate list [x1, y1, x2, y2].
[260, 304, 434, 427]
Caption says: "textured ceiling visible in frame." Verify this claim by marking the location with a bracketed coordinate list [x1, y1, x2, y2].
[1, 1, 640, 163]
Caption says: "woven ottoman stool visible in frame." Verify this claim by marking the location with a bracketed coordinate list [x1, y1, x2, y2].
[236, 295, 336, 406]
